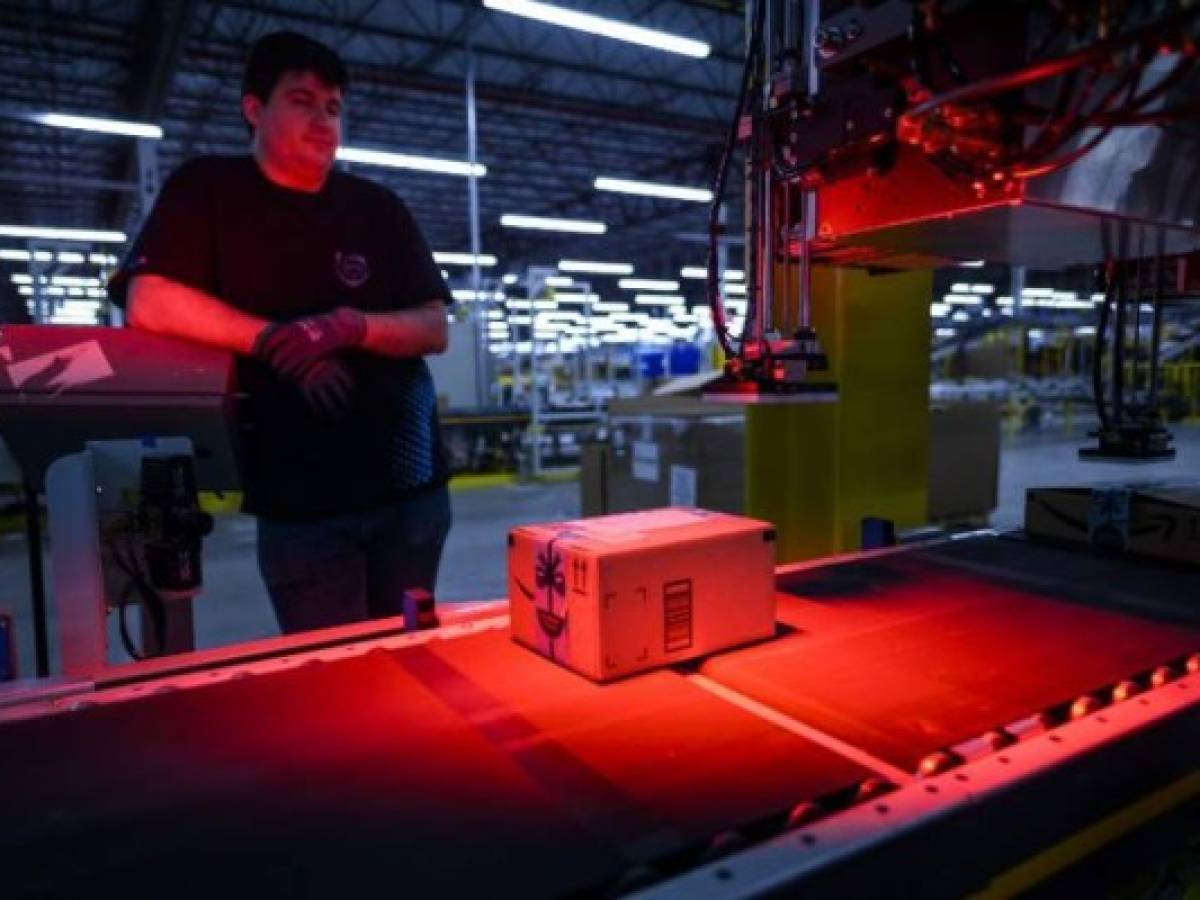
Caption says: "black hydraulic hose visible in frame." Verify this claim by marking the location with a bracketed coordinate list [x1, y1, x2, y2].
[707, 0, 766, 358]
[1113, 236, 1130, 425]
[1013, 63, 1143, 178]
[900, 5, 1200, 130]
[1148, 229, 1167, 409]
[110, 544, 167, 659]
[1093, 258, 1116, 431]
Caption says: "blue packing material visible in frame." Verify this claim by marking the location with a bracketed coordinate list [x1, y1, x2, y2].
[637, 349, 666, 379]
[669, 342, 701, 375]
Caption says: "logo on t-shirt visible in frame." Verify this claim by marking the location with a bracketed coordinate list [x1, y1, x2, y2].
[334, 252, 370, 288]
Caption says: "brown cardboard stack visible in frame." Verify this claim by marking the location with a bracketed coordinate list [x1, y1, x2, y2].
[583, 396, 744, 517]
[1025, 483, 1200, 566]
[583, 397, 999, 526]
[927, 402, 1000, 522]
[508, 508, 776, 682]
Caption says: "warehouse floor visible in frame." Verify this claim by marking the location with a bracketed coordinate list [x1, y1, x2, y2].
[2, 423, 1197, 678]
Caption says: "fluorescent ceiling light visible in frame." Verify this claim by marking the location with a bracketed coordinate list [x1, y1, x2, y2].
[554, 292, 599, 304]
[502, 214, 606, 234]
[31, 112, 163, 140]
[545, 275, 573, 287]
[502, 273, 519, 285]
[680, 266, 744, 280]
[559, 259, 633, 275]
[634, 294, 685, 306]
[723, 283, 746, 295]
[944, 293, 982, 305]
[972, 284, 995, 294]
[595, 177, 712, 203]
[13, 274, 101, 287]
[337, 146, 485, 177]
[3, 248, 119, 264]
[958, 260, 986, 268]
[482, 0, 709, 58]
[619, 278, 679, 291]
[434, 252, 497, 267]
[452, 288, 506, 302]
[593, 301, 629, 313]
[0, 225, 126, 243]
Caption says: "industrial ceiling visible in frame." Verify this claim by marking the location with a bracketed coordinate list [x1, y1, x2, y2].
[0, 0, 747, 285]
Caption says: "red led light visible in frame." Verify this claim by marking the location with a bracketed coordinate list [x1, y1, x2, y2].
[1111, 680, 1141, 703]
[855, 776, 893, 802]
[917, 750, 962, 777]
[1186, 653, 1199, 675]
[980, 729, 1015, 751]
[786, 800, 824, 829]
[1070, 694, 1104, 719]
[1150, 665, 1176, 688]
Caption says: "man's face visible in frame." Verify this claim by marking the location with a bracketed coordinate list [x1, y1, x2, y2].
[243, 70, 343, 181]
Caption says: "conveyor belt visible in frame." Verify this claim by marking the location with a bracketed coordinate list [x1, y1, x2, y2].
[704, 545, 1200, 771]
[1, 536, 1197, 897]
[0, 630, 869, 898]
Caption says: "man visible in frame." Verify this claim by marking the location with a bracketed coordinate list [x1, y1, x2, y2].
[111, 32, 453, 633]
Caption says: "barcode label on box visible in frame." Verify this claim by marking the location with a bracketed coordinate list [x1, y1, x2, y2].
[663, 579, 693, 652]
[632, 441, 659, 482]
[669, 464, 697, 507]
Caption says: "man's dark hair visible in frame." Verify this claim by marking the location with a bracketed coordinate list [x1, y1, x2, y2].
[242, 31, 349, 107]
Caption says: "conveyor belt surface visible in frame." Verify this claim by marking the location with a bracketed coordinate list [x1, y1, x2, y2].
[702, 546, 1200, 771]
[0, 629, 868, 898]
[2, 537, 1197, 897]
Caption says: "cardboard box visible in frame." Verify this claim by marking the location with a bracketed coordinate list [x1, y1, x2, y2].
[1025, 483, 1200, 567]
[508, 508, 776, 682]
[928, 402, 1000, 522]
[579, 442, 610, 516]
[598, 397, 745, 517]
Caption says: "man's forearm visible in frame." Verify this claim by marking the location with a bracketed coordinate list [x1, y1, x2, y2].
[361, 301, 449, 359]
[127, 274, 269, 355]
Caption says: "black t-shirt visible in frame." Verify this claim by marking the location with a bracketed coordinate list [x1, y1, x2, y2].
[111, 154, 452, 520]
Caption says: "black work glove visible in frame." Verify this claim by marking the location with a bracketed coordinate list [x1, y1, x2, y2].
[252, 320, 358, 419]
[297, 357, 356, 420]
[254, 307, 367, 379]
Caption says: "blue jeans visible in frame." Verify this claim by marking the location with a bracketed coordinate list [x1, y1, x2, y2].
[256, 487, 452, 634]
